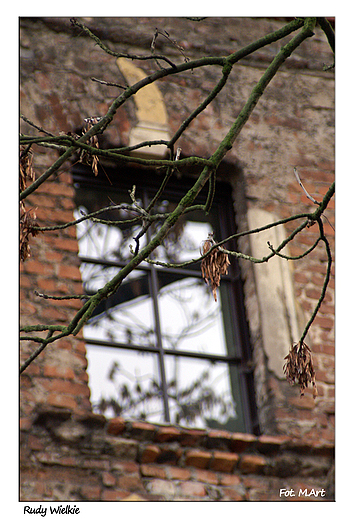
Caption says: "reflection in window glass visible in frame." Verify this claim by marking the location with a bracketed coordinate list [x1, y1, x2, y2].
[164, 356, 245, 431]
[154, 218, 212, 264]
[84, 270, 155, 348]
[87, 346, 164, 422]
[158, 276, 226, 355]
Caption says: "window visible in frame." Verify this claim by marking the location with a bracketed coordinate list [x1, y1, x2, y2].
[73, 163, 258, 433]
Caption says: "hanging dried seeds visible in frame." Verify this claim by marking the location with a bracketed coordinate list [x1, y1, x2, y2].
[20, 208, 39, 262]
[20, 146, 39, 261]
[20, 146, 35, 194]
[79, 116, 101, 176]
[200, 232, 230, 302]
[283, 341, 318, 398]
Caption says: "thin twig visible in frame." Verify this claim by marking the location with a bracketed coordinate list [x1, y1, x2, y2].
[293, 167, 319, 205]
[20, 114, 55, 137]
[299, 218, 332, 344]
[152, 28, 190, 64]
[34, 290, 90, 301]
[71, 18, 177, 68]
[90, 77, 127, 89]
[267, 238, 321, 260]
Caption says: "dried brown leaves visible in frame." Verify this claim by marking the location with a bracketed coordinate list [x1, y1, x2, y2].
[79, 117, 100, 176]
[20, 146, 35, 193]
[200, 233, 230, 302]
[20, 146, 39, 262]
[20, 208, 39, 262]
[283, 341, 318, 398]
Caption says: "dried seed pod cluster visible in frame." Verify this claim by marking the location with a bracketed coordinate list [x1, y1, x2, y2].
[20, 146, 39, 262]
[283, 341, 318, 398]
[79, 117, 101, 176]
[200, 233, 230, 302]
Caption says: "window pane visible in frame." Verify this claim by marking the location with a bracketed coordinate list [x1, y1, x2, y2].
[87, 345, 165, 422]
[84, 269, 155, 348]
[74, 182, 145, 263]
[164, 356, 245, 431]
[157, 274, 227, 355]
[151, 206, 218, 265]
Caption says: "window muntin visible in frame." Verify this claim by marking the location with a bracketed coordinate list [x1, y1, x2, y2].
[74, 165, 256, 432]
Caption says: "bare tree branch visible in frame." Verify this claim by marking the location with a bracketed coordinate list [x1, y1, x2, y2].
[20, 16, 334, 390]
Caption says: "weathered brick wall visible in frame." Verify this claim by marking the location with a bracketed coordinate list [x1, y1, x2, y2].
[20, 17, 335, 501]
[20, 164, 91, 418]
[20, 407, 334, 501]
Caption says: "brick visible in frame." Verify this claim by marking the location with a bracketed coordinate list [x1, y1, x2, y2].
[81, 459, 110, 471]
[211, 451, 239, 473]
[179, 481, 206, 498]
[140, 445, 161, 463]
[230, 432, 257, 452]
[109, 438, 138, 460]
[101, 489, 130, 501]
[37, 278, 58, 292]
[185, 449, 212, 469]
[41, 306, 68, 321]
[111, 460, 140, 474]
[47, 394, 78, 410]
[220, 474, 242, 486]
[180, 429, 206, 446]
[239, 454, 267, 474]
[167, 466, 191, 481]
[221, 487, 245, 501]
[36, 452, 78, 467]
[20, 417, 33, 431]
[39, 182, 74, 197]
[58, 264, 82, 281]
[46, 236, 80, 252]
[28, 435, 45, 451]
[130, 421, 156, 441]
[313, 316, 334, 330]
[155, 426, 181, 442]
[42, 378, 89, 396]
[193, 468, 219, 485]
[107, 417, 126, 436]
[43, 365, 75, 379]
[117, 474, 145, 492]
[140, 464, 166, 479]
[23, 259, 53, 276]
[79, 485, 102, 501]
[289, 395, 317, 409]
[102, 472, 116, 487]
[256, 435, 290, 453]
[206, 429, 231, 449]
[121, 493, 147, 501]
[147, 479, 176, 499]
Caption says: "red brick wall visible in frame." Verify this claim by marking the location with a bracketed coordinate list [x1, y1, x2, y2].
[20, 17, 334, 501]
[20, 408, 334, 501]
[20, 166, 91, 419]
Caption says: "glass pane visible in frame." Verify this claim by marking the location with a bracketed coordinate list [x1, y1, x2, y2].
[83, 269, 155, 348]
[164, 356, 245, 431]
[86, 345, 165, 422]
[157, 274, 227, 355]
[150, 205, 220, 266]
[74, 181, 146, 263]
[75, 206, 142, 263]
